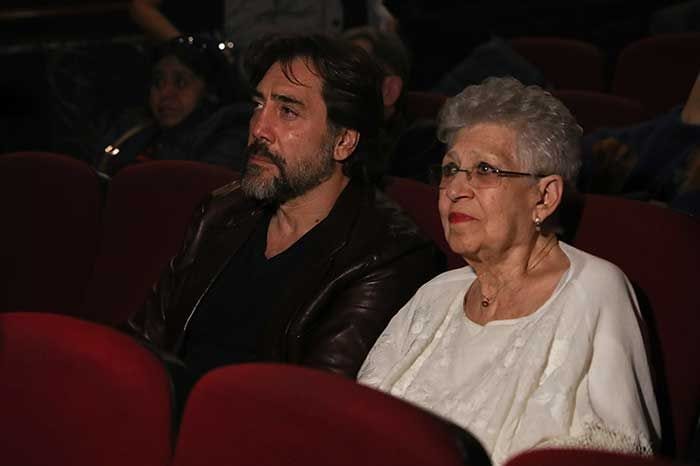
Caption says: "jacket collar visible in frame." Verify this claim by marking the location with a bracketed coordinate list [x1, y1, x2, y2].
[172, 178, 374, 352]
[256, 178, 375, 358]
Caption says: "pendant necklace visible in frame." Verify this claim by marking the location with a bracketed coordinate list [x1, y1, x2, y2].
[478, 236, 558, 308]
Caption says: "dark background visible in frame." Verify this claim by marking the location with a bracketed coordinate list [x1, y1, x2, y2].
[0, 0, 692, 157]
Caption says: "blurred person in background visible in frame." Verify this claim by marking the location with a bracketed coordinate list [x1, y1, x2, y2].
[94, 35, 250, 177]
[580, 70, 700, 216]
[129, 0, 397, 48]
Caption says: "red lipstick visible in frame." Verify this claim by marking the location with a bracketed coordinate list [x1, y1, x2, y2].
[448, 212, 474, 223]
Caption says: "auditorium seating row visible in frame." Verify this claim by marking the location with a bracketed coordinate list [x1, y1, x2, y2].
[0, 151, 464, 322]
[0, 151, 238, 324]
[0, 312, 695, 466]
[406, 88, 650, 136]
[0, 151, 699, 461]
[405, 33, 700, 134]
[510, 33, 700, 115]
[0, 311, 485, 466]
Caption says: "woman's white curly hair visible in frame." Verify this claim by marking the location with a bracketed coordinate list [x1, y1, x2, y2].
[437, 76, 583, 186]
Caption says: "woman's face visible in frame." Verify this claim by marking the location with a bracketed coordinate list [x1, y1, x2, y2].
[438, 123, 541, 262]
[149, 56, 207, 128]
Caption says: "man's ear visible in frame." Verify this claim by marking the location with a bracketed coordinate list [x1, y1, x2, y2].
[382, 75, 403, 109]
[533, 175, 564, 223]
[333, 128, 360, 162]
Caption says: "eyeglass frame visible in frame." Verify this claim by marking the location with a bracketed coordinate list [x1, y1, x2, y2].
[429, 161, 547, 189]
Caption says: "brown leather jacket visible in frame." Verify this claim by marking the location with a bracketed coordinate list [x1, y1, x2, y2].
[127, 178, 436, 378]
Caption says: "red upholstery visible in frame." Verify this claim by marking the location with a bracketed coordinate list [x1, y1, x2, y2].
[385, 176, 465, 270]
[173, 363, 485, 466]
[0, 312, 172, 466]
[612, 33, 700, 114]
[553, 90, 650, 134]
[0, 152, 101, 315]
[404, 91, 448, 121]
[505, 448, 679, 466]
[572, 194, 700, 457]
[81, 160, 238, 325]
[510, 37, 606, 91]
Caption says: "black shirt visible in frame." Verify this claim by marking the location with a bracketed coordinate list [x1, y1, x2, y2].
[181, 209, 329, 377]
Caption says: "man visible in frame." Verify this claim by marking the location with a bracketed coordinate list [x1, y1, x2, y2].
[342, 26, 448, 184]
[127, 34, 435, 383]
[343, 26, 410, 122]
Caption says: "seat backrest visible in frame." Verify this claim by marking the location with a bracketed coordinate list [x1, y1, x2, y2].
[505, 448, 679, 466]
[552, 90, 650, 134]
[612, 33, 700, 114]
[572, 194, 700, 457]
[510, 36, 606, 91]
[173, 363, 488, 466]
[404, 91, 449, 122]
[0, 312, 172, 466]
[81, 160, 238, 325]
[385, 176, 465, 270]
[0, 152, 101, 315]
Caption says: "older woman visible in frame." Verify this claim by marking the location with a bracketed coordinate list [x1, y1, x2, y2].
[358, 77, 660, 465]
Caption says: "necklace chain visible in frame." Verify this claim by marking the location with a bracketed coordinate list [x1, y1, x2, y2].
[477, 236, 558, 308]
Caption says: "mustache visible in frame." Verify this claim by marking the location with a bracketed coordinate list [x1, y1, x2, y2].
[244, 139, 286, 169]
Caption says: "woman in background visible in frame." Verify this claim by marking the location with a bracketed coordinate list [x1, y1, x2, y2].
[95, 35, 249, 177]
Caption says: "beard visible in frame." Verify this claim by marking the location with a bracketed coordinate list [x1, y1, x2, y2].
[240, 135, 337, 203]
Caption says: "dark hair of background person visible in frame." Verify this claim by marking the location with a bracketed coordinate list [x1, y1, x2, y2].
[243, 34, 386, 184]
[342, 25, 412, 110]
[342, 26, 411, 84]
[150, 34, 239, 106]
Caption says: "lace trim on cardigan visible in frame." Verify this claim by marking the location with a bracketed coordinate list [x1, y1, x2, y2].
[537, 421, 654, 456]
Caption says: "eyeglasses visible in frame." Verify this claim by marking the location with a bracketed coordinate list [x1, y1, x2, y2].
[429, 161, 544, 189]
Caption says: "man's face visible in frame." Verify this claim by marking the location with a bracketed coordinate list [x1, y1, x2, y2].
[149, 56, 207, 128]
[241, 58, 341, 203]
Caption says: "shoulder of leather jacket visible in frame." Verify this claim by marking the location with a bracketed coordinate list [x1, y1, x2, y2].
[197, 179, 265, 231]
[211, 178, 242, 197]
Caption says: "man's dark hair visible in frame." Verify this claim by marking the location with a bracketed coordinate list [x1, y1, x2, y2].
[244, 34, 386, 183]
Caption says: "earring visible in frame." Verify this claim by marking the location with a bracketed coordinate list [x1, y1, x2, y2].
[534, 216, 542, 231]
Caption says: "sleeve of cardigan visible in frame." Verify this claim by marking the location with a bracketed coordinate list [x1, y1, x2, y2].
[534, 265, 661, 455]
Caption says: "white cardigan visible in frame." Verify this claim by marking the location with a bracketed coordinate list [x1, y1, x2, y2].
[358, 243, 660, 466]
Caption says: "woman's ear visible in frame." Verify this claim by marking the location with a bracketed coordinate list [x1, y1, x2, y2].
[533, 175, 564, 223]
[333, 128, 360, 162]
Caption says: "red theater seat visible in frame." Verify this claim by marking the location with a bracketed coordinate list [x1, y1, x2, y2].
[553, 90, 649, 134]
[0, 312, 172, 466]
[385, 176, 465, 270]
[506, 448, 680, 466]
[173, 363, 488, 466]
[0, 152, 101, 315]
[572, 194, 700, 457]
[612, 33, 700, 114]
[510, 37, 606, 91]
[81, 160, 238, 325]
[405, 91, 448, 121]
